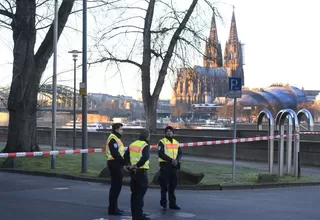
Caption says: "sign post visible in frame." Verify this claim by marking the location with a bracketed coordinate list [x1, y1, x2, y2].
[81, 0, 88, 173]
[228, 77, 242, 183]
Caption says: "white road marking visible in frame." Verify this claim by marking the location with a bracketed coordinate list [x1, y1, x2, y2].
[92, 217, 132, 220]
[173, 211, 196, 218]
[53, 187, 69, 190]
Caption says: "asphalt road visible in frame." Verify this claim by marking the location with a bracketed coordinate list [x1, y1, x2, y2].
[0, 172, 320, 220]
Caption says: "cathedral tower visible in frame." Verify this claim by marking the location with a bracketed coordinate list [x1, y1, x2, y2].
[224, 8, 245, 85]
[203, 10, 223, 68]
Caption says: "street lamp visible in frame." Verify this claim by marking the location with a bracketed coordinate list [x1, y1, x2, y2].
[68, 50, 82, 150]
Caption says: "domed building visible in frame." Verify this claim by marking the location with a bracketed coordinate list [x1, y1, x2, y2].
[227, 84, 309, 114]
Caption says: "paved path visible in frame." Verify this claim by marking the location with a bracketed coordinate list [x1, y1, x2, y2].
[180, 155, 320, 176]
[1, 172, 320, 220]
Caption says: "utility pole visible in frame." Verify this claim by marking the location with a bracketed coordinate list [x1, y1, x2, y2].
[80, 0, 88, 173]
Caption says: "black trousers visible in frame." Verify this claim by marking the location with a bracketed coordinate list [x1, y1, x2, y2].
[158, 162, 178, 207]
[107, 160, 123, 212]
[130, 169, 148, 219]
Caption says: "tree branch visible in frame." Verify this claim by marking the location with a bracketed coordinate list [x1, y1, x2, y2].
[89, 47, 142, 68]
[109, 24, 143, 31]
[152, 0, 198, 98]
[36, 23, 51, 31]
[0, 18, 10, 28]
[103, 30, 143, 41]
[36, 0, 51, 8]
[178, 36, 204, 56]
[150, 49, 164, 60]
[108, 6, 147, 12]
[151, 27, 175, 34]
[107, 15, 145, 28]
[141, 0, 156, 101]
[70, 0, 120, 15]
[34, 0, 75, 80]
[0, 9, 13, 19]
[90, 57, 142, 68]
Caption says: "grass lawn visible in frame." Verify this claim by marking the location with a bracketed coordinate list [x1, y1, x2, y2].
[0, 151, 318, 185]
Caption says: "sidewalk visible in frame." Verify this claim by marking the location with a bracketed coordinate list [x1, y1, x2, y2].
[180, 154, 320, 177]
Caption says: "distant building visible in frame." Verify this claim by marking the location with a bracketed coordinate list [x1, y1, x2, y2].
[172, 8, 245, 109]
[229, 84, 310, 115]
[303, 89, 320, 102]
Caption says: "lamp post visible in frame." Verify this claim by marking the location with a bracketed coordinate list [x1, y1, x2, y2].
[68, 50, 82, 150]
[51, 0, 58, 169]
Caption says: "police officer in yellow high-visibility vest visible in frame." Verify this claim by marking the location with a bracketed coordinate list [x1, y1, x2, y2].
[157, 126, 182, 211]
[106, 123, 126, 216]
[124, 129, 151, 220]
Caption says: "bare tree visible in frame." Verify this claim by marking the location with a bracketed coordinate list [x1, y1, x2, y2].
[0, 0, 116, 155]
[0, 0, 76, 154]
[91, 0, 219, 132]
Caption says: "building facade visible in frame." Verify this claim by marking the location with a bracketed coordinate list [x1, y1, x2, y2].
[172, 9, 244, 109]
[237, 84, 309, 107]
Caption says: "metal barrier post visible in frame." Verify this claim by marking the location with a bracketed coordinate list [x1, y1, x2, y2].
[297, 109, 314, 131]
[257, 109, 274, 173]
[279, 109, 299, 177]
[298, 152, 301, 178]
[285, 117, 293, 174]
[278, 122, 285, 177]
[275, 109, 286, 176]
[296, 109, 315, 177]
[275, 109, 285, 130]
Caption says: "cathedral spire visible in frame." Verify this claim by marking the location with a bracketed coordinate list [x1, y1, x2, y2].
[224, 6, 244, 85]
[203, 9, 223, 68]
[228, 6, 238, 48]
[209, 9, 219, 43]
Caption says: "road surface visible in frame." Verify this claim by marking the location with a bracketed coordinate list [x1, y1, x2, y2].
[0, 172, 319, 220]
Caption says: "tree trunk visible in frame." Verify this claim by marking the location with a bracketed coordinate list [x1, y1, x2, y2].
[4, 85, 40, 153]
[2, 71, 40, 167]
[3, 63, 41, 154]
[4, 110, 39, 153]
[1, 0, 75, 156]
[2, 0, 40, 154]
[144, 97, 158, 134]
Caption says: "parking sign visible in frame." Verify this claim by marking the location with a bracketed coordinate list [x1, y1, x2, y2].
[228, 77, 242, 98]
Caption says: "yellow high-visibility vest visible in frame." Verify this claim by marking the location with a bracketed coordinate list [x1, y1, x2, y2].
[158, 138, 179, 162]
[106, 133, 125, 160]
[129, 140, 149, 169]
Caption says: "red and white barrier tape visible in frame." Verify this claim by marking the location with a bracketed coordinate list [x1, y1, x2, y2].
[1, 132, 317, 158]
[299, 131, 320, 135]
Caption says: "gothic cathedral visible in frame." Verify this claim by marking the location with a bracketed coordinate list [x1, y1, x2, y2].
[172, 9, 244, 108]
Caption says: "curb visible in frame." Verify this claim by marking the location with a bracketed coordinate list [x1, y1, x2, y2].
[1, 168, 320, 190]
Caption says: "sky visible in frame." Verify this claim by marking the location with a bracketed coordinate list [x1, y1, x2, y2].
[0, 0, 320, 100]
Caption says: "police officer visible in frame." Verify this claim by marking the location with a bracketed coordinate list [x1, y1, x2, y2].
[124, 129, 151, 220]
[106, 123, 125, 216]
[158, 126, 182, 211]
